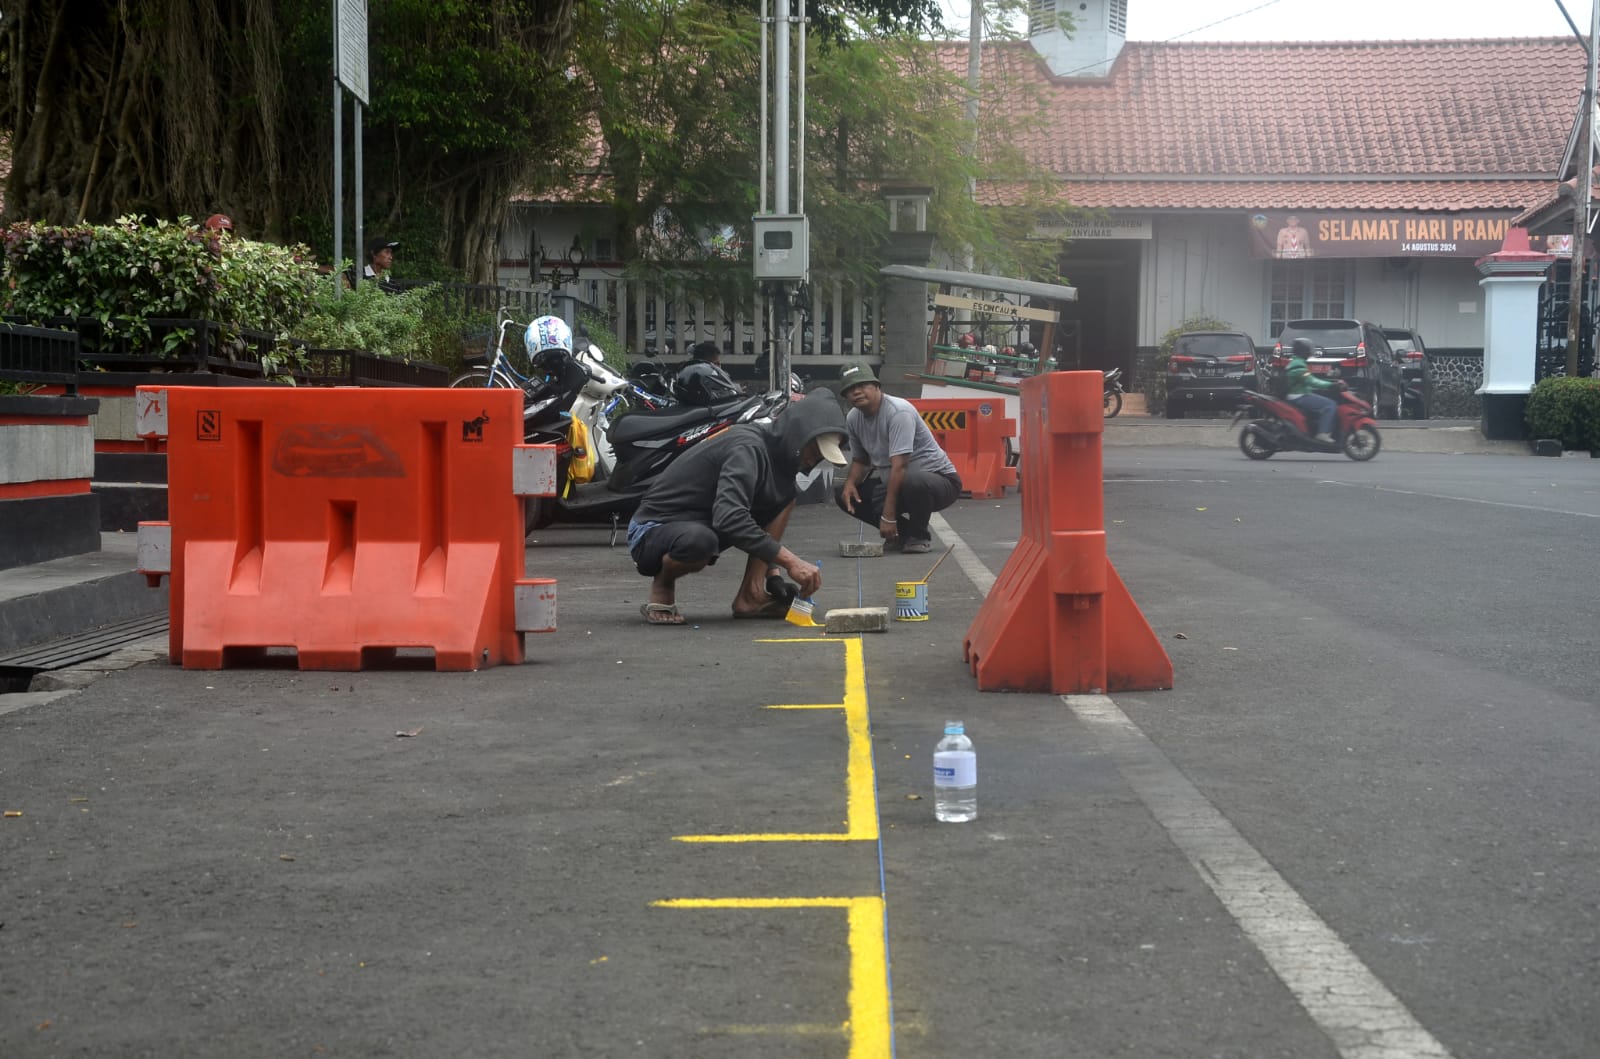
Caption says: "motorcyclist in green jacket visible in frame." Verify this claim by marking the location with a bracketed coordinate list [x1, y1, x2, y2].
[1285, 337, 1339, 442]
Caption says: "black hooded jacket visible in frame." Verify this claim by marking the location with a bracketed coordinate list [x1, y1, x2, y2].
[630, 389, 846, 563]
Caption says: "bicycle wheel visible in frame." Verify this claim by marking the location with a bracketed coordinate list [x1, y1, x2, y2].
[448, 368, 495, 388]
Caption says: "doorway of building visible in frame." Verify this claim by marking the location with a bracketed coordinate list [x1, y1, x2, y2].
[1052, 242, 1140, 374]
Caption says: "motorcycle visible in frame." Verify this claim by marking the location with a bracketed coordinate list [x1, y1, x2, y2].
[521, 353, 791, 532]
[570, 343, 673, 478]
[1103, 366, 1125, 418]
[627, 354, 677, 402]
[1231, 382, 1381, 461]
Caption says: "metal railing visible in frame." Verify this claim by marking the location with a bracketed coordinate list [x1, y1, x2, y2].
[0, 323, 83, 392]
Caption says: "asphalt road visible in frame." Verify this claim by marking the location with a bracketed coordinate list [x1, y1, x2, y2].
[1, 445, 1597, 1057]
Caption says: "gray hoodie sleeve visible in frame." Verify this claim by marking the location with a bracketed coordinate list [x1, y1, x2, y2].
[711, 442, 783, 563]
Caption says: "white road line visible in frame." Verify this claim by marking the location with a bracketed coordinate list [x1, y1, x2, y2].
[1065, 694, 1452, 1059]
[1325, 480, 1600, 519]
[928, 513, 995, 594]
[935, 513, 1454, 1059]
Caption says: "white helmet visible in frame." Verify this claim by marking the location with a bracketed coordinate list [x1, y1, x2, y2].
[526, 315, 573, 355]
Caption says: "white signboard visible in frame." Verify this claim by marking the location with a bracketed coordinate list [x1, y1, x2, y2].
[336, 0, 370, 104]
[933, 293, 1060, 323]
[1034, 216, 1152, 240]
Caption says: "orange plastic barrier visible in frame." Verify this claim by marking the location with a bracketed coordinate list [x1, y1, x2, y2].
[963, 372, 1172, 694]
[910, 398, 1018, 499]
[133, 386, 559, 671]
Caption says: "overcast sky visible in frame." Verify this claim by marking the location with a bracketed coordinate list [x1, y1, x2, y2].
[940, 0, 1590, 40]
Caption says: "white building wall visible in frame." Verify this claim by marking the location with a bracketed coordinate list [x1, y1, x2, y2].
[1411, 259, 1487, 348]
[1142, 215, 1271, 344]
[1348, 259, 1412, 330]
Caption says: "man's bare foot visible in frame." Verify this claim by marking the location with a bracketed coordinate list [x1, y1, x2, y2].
[731, 587, 788, 619]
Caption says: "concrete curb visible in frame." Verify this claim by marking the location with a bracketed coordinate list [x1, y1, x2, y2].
[0, 534, 169, 654]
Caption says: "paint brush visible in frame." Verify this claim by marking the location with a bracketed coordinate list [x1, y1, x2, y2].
[919, 544, 956, 584]
[785, 560, 823, 627]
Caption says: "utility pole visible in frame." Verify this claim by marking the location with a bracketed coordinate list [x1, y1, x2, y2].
[961, 0, 982, 285]
[1565, 0, 1600, 376]
[753, 0, 809, 394]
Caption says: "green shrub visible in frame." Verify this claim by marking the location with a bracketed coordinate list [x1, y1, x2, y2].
[1147, 315, 1233, 413]
[2, 216, 319, 369]
[1525, 376, 1600, 449]
[578, 309, 624, 370]
[290, 279, 444, 364]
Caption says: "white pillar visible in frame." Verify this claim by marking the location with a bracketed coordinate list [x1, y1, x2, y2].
[1474, 230, 1554, 439]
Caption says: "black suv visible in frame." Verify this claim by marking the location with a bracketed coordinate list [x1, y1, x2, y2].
[1271, 319, 1403, 419]
[1381, 327, 1433, 420]
[1165, 330, 1260, 418]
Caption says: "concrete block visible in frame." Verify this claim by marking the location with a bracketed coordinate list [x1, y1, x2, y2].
[824, 607, 890, 634]
[839, 540, 884, 558]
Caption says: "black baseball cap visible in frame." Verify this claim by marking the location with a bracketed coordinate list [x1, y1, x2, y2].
[366, 236, 399, 257]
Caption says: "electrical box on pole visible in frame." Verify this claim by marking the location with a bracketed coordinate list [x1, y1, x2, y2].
[753, 215, 810, 281]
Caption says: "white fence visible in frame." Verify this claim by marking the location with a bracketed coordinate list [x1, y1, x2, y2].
[549, 269, 885, 368]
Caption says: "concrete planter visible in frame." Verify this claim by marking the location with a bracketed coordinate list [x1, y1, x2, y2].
[0, 394, 103, 570]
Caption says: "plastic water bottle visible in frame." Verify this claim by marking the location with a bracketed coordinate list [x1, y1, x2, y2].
[933, 720, 977, 822]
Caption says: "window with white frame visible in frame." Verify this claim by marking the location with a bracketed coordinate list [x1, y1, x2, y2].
[1268, 259, 1349, 337]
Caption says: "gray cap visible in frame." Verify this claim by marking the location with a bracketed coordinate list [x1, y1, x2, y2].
[838, 360, 880, 394]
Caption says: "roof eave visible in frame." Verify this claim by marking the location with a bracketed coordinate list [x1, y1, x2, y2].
[1047, 173, 1561, 183]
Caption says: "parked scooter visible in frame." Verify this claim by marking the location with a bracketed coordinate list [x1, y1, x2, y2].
[1103, 367, 1126, 418]
[1231, 382, 1381, 461]
[522, 353, 790, 531]
[627, 355, 677, 402]
[570, 343, 673, 477]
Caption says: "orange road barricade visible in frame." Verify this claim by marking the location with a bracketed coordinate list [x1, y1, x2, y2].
[963, 371, 1172, 694]
[133, 386, 559, 671]
[910, 398, 1018, 499]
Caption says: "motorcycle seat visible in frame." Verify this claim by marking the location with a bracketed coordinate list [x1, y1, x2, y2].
[608, 403, 714, 445]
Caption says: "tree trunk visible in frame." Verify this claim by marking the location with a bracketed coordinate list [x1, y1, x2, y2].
[1, 0, 581, 279]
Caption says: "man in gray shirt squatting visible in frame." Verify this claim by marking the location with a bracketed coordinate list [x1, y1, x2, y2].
[834, 361, 962, 554]
[627, 390, 850, 625]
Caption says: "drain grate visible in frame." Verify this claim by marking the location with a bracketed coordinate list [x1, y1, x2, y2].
[0, 614, 169, 675]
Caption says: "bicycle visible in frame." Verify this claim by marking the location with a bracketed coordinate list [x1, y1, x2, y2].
[449, 307, 534, 392]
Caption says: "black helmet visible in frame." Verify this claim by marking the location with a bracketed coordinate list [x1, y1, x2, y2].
[673, 360, 741, 405]
[1291, 337, 1315, 358]
[528, 347, 586, 400]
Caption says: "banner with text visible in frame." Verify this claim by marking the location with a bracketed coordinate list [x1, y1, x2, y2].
[1247, 211, 1545, 259]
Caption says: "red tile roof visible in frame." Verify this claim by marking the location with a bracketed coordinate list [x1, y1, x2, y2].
[978, 179, 1560, 211]
[957, 38, 1586, 211]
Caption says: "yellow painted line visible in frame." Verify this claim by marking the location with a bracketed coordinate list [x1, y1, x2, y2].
[653, 896, 891, 1059]
[845, 897, 892, 1057]
[676, 638, 878, 843]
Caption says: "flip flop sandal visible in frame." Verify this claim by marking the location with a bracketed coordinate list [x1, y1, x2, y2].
[640, 602, 686, 626]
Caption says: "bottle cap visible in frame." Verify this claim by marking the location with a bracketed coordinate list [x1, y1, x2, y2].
[944, 720, 964, 735]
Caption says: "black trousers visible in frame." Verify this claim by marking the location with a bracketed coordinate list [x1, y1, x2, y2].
[835, 467, 961, 542]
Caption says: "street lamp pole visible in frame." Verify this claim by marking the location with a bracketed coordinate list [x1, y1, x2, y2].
[1564, 0, 1600, 377]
